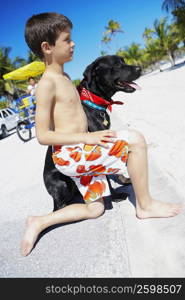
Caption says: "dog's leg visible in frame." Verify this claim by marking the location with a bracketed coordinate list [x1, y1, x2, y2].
[43, 146, 79, 211]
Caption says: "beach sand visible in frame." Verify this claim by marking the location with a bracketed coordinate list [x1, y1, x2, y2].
[112, 59, 185, 199]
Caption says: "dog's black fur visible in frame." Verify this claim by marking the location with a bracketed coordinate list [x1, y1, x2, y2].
[43, 55, 141, 211]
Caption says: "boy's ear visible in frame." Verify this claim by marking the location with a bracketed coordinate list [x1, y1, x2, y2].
[41, 41, 52, 55]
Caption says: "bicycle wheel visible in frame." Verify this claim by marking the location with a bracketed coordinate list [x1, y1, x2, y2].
[16, 121, 32, 142]
[1, 125, 9, 138]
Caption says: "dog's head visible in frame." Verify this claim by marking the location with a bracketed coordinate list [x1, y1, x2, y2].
[81, 55, 141, 99]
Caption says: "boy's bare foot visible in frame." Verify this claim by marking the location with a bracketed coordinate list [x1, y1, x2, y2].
[136, 198, 183, 219]
[21, 216, 42, 256]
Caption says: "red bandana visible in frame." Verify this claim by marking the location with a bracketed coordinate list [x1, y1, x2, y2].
[78, 86, 124, 112]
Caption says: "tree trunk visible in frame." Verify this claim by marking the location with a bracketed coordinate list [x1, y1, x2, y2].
[157, 61, 163, 72]
[168, 50, 175, 66]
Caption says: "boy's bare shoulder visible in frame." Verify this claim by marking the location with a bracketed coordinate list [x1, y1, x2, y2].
[37, 72, 55, 91]
[35, 72, 56, 104]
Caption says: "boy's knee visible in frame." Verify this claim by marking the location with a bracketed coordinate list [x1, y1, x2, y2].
[128, 129, 146, 146]
[87, 199, 105, 219]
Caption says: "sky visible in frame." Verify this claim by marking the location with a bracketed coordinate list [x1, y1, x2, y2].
[0, 0, 170, 80]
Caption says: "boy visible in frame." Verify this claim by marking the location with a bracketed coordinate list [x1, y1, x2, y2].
[21, 12, 182, 256]
[26, 77, 37, 96]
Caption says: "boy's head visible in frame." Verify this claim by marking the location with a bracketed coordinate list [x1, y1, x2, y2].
[28, 77, 36, 85]
[25, 12, 73, 61]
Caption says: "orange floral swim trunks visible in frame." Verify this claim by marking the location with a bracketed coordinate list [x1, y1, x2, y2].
[52, 129, 130, 203]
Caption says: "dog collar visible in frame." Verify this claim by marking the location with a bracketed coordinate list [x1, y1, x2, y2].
[78, 86, 124, 112]
[82, 100, 106, 111]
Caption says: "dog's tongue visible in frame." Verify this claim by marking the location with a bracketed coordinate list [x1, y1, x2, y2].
[127, 82, 141, 90]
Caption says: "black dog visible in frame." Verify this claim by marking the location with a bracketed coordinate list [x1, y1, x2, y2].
[43, 55, 141, 211]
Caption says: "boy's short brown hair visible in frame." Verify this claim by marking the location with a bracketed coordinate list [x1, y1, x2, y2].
[25, 12, 73, 60]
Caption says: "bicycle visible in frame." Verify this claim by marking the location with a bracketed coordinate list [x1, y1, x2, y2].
[16, 95, 36, 142]
[3, 61, 45, 142]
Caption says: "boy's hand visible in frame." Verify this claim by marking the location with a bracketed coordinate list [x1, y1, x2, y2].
[84, 130, 117, 148]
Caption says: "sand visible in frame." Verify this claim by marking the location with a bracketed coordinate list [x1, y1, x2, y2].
[112, 58, 185, 199]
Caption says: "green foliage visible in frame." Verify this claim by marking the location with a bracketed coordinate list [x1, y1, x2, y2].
[105, 20, 124, 36]
[72, 79, 81, 87]
[117, 15, 184, 71]
[162, 0, 185, 13]
[0, 100, 9, 109]
[101, 20, 124, 51]
[116, 43, 143, 65]
[172, 7, 185, 44]
[101, 35, 112, 44]
[102, 4, 185, 71]
[0, 47, 14, 96]
[0, 47, 42, 98]
[162, 0, 185, 44]
[143, 18, 181, 66]
[27, 50, 40, 63]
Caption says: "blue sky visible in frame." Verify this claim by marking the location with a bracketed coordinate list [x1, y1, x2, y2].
[0, 0, 170, 79]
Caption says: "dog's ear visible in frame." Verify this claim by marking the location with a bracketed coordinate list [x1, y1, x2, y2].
[83, 57, 102, 85]
[83, 61, 97, 85]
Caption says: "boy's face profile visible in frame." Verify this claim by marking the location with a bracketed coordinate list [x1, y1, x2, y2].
[29, 78, 36, 86]
[41, 27, 75, 64]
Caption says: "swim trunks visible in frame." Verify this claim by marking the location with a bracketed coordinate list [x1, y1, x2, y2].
[52, 129, 130, 203]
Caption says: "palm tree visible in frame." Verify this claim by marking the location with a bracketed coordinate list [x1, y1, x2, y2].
[143, 18, 180, 66]
[162, 0, 185, 45]
[101, 34, 112, 46]
[101, 20, 123, 52]
[162, 0, 185, 12]
[172, 7, 185, 45]
[27, 50, 40, 63]
[144, 39, 165, 71]
[0, 47, 13, 74]
[143, 27, 155, 41]
[116, 43, 143, 66]
[0, 47, 14, 96]
[101, 34, 112, 44]
[13, 56, 27, 68]
[11, 51, 41, 93]
[153, 18, 180, 65]
[105, 20, 124, 36]
[0, 46, 41, 101]
[143, 26, 165, 71]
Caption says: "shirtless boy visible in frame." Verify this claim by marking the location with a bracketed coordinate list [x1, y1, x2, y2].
[21, 12, 182, 256]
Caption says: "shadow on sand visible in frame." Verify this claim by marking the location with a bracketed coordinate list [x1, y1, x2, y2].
[164, 60, 185, 72]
